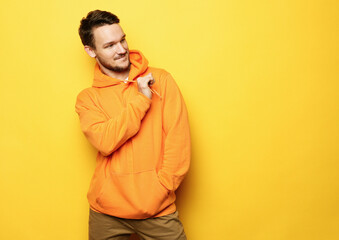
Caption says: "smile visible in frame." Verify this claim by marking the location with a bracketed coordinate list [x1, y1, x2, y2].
[115, 55, 127, 60]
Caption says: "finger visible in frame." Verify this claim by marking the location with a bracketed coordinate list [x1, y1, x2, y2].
[137, 74, 155, 85]
[148, 79, 155, 86]
[148, 74, 155, 85]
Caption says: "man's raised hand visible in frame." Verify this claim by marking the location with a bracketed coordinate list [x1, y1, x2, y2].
[137, 73, 155, 99]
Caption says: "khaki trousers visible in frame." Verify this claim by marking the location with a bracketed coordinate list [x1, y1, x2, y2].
[89, 209, 187, 240]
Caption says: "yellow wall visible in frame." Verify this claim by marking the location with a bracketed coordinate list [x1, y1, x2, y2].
[1, 0, 338, 239]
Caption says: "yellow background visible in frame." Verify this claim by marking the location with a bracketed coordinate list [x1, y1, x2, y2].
[1, 0, 338, 239]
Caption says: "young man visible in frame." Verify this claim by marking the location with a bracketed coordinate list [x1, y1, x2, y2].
[75, 10, 191, 240]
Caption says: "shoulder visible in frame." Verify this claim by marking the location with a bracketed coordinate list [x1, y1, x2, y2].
[147, 67, 176, 86]
[147, 67, 170, 78]
[75, 87, 97, 106]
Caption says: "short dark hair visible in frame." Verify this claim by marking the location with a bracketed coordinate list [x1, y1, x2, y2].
[78, 10, 120, 49]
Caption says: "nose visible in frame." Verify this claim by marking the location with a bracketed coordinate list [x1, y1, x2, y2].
[115, 42, 126, 54]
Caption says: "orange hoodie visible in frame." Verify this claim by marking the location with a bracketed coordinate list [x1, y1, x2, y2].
[75, 50, 191, 219]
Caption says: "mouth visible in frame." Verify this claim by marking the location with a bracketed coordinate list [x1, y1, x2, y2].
[115, 54, 128, 61]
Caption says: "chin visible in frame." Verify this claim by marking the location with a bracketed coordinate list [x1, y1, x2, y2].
[110, 62, 130, 72]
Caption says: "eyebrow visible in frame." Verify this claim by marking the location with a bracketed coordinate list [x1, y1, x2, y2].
[103, 34, 126, 47]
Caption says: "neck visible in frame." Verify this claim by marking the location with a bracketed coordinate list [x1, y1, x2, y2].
[97, 61, 130, 80]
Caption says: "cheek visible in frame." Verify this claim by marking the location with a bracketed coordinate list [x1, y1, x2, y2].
[97, 48, 114, 58]
[102, 50, 115, 59]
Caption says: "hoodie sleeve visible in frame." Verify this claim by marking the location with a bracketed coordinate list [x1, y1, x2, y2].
[158, 73, 191, 192]
[75, 89, 152, 157]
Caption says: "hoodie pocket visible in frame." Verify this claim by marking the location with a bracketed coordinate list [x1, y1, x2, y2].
[96, 169, 170, 219]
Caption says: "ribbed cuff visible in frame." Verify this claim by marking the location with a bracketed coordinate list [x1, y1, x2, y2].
[135, 91, 152, 105]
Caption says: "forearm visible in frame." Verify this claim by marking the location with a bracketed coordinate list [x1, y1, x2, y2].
[158, 126, 191, 191]
[76, 92, 152, 156]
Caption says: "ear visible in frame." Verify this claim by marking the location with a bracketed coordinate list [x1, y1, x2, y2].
[84, 45, 96, 58]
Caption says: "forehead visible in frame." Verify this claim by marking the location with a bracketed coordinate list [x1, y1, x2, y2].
[92, 24, 125, 46]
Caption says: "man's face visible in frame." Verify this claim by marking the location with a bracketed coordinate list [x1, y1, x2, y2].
[90, 24, 130, 72]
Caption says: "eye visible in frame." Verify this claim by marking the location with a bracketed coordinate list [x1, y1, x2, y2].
[105, 44, 113, 48]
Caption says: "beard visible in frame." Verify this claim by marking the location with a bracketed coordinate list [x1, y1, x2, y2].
[97, 53, 131, 72]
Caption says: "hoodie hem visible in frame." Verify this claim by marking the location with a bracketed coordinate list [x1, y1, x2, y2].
[89, 202, 176, 219]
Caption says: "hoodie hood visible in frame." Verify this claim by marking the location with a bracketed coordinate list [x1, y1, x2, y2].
[92, 50, 149, 88]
